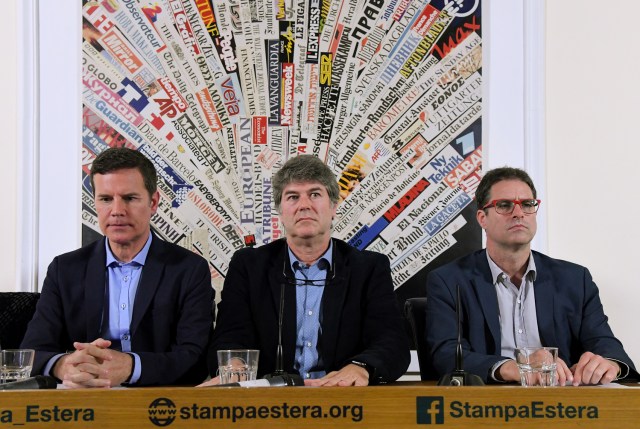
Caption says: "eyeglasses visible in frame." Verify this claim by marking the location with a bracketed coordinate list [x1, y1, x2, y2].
[482, 199, 541, 215]
[282, 247, 336, 287]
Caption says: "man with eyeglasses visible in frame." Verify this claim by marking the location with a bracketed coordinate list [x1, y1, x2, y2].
[201, 155, 410, 387]
[425, 167, 637, 384]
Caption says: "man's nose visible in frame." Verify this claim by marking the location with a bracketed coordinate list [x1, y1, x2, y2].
[512, 202, 525, 216]
[297, 195, 312, 208]
[111, 198, 125, 214]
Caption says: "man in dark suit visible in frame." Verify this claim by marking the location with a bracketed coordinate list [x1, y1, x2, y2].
[22, 147, 213, 387]
[203, 155, 409, 386]
[426, 167, 637, 385]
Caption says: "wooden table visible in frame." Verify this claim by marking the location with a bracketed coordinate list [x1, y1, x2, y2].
[0, 382, 638, 428]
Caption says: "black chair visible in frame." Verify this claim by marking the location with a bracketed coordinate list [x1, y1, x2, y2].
[404, 297, 438, 380]
[0, 292, 40, 349]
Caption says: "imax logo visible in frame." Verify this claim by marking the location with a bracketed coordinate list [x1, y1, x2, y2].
[417, 396, 445, 425]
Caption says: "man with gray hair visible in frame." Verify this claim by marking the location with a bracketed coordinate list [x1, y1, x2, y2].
[205, 155, 410, 386]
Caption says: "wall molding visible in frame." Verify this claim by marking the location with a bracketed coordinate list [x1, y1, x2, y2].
[484, 0, 546, 253]
[16, 0, 39, 292]
[523, 0, 547, 253]
[34, 0, 82, 289]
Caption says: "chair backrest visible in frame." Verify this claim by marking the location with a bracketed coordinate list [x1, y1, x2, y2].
[0, 292, 40, 349]
[404, 297, 438, 380]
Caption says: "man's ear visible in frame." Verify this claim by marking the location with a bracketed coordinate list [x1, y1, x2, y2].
[476, 209, 486, 229]
[150, 191, 160, 213]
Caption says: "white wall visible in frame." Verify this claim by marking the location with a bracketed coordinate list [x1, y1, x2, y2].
[36, 1, 82, 286]
[546, 0, 640, 366]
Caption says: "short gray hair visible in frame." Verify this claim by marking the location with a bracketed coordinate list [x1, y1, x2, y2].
[272, 155, 340, 211]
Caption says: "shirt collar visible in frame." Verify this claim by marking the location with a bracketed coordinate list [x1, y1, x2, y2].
[486, 250, 537, 286]
[288, 239, 333, 272]
[105, 233, 153, 267]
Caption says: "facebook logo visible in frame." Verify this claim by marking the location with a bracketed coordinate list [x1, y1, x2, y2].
[416, 396, 445, 424]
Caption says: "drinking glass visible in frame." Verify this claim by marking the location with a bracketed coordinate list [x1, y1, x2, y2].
[0, 349, 35, 384]
[216, 350, 259, 384]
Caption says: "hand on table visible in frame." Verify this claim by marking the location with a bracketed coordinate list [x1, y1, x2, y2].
[570, 352, 620, 386]
[304, 364, 369, 387]
[197, 376, 221, 387]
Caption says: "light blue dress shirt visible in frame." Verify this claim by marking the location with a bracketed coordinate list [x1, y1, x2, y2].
[102, 233, 153, 384]
[289, 241, 333, 380]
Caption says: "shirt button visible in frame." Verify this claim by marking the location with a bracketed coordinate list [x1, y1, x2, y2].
[121, 303, 126, 310]
[306, 342, 312, 347]
[517, 299, 521, 303]
[123, 276, 129, 282]
[305, 373, 310, 378]
[518, 329, 523, 334]
[308, 310, 313, 316]
[122, 335, 129, 340]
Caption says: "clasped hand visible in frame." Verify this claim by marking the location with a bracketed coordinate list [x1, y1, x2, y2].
[53, 338, 133, 388]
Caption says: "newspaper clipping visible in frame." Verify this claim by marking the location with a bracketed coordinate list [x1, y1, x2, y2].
[81, 0, 483, 300]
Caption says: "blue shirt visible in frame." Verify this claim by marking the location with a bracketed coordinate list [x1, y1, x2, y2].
[102, 233, 153, 384]
[289, 241, 333, 380]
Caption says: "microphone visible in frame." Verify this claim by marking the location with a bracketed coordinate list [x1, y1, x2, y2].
[213, 374, 304, 388]
[437, 285, 484, 386]
[0, 375, 58, 390]
[262, 277, 303, 387]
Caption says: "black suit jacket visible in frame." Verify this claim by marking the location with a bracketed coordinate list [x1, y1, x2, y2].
[209, 238, 410, 383]
[21, 235, 214, 386]
[426, 249, 638, 382]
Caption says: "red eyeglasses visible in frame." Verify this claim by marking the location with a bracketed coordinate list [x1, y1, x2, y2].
[482, 199, 541, 215]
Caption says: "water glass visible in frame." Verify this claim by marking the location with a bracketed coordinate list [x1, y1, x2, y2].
[515, 346, 558, 387]
[217, 349, 259, 384]
[0, 349, 35, 383]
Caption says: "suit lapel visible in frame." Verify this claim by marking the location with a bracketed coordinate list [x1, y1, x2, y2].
[319, 244, 348, 368]
[471, 250, 502, 351]
[85, 240, 107, 340]
[130, 236, 164, 336]
[268, 242, 297, 371]
[532, 253, 557, 346]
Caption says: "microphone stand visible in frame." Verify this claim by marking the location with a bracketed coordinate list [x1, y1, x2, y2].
[272, 281, 286, 377]
[262, 280, 303, 386]
[437, 284, 484, 386]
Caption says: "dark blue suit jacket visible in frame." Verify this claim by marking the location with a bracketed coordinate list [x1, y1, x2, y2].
[426, 249, 637, 382]
[21, 235, 214, 386]
[209, 238, 410, 384]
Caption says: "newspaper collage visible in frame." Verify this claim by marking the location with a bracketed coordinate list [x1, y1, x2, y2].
[81, 0, 483, 299]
